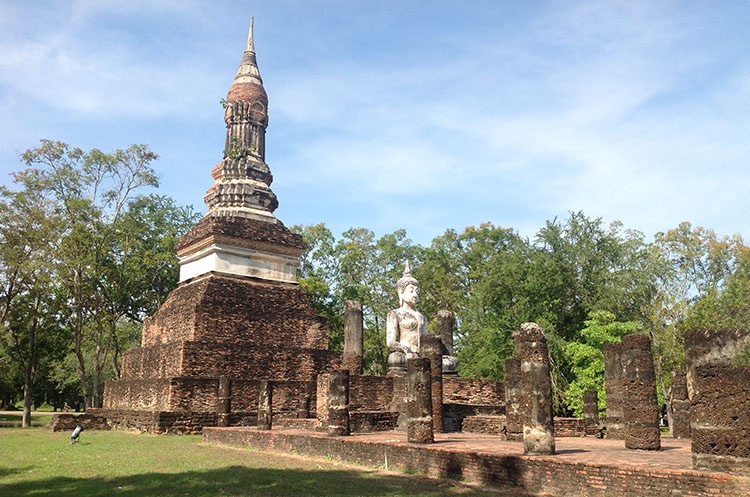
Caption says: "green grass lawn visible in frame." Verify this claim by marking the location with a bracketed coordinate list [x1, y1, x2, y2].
[0, 428, 517, 497]
[0, 413, 53, 426]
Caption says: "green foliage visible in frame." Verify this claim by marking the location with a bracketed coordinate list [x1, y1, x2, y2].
[224, 136, 257, 160]
[292, 224, 343, 349]
[564, 311, 640, 416]
[734, 344, 750, 368]
[2, 140, 196, 409]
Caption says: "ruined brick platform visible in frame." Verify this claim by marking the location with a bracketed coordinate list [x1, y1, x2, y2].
[203, 427, 748, 497]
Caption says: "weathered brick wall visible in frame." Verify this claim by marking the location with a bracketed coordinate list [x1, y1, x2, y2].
[88, 408, 217, 435]
[461, 416, 594, 438]
[169, 378, 316, 413]
[349, 411, 399, 432]
[443, 377, 504, 406]
[141, 279, 204, 347]
[168, 377, 220, 411]
[180, 341, 341, 380]
[204, 429, 747, 497]
[349, 375, 392, 411]
[685, 328, 750, 474]
[49, 413, 111, 432]
[443, 404, 500, 433]
[103, 379, 171, 410]
[141, 274, 329, 350]
[120, 343, 182, 379]
[554, 417, 590, 437]
[462, 415, 507, 437]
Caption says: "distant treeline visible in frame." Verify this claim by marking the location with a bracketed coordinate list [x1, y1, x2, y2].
[2, 140, 749, 425]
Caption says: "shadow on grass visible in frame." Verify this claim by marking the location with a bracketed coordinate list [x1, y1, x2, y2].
[0, 465, 510, 497]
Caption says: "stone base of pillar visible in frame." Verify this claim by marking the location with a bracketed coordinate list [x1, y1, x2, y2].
[625, 424, 661, 450]
[407, 417, 434, 444]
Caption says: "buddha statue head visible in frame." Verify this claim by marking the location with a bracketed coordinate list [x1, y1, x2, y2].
[396, 261, 419, 307]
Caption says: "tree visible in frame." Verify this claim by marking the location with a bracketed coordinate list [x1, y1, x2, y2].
[335, 228, 419, 374]
[292, 223, 344, 349]
[564, 311, 640, 416]
[648, 223, 743, 429]
[0, 168, 62, 425]
[19, 140, 195, 408]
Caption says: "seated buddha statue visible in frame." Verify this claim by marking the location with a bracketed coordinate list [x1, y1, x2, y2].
[386, 262, 427, 374]
[386, 262, 460, 375]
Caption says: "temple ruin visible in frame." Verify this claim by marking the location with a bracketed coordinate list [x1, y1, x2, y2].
[64, 18, 748, 497]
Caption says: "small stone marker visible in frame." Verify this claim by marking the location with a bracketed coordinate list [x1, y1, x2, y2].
[326, 369, 350, 436]
[258, 380, 272, 430]
[217, 375, 231, 427]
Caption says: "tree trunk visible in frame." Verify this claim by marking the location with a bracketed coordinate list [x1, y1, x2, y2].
[22, 307, 39, 428]
[657, 372, 673, 435]
[73, 267, 91, 410]
[92, 367, 100, 408]
[22, 368, 33, 428]
[110, 318, 121, 379]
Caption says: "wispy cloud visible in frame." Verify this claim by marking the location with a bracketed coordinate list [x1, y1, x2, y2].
[1, 1, 748, 244]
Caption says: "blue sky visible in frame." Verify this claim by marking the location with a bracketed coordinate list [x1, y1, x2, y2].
[1, 1, 748, 245]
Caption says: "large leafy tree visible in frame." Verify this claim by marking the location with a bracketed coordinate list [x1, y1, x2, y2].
[647, 223, 744, 428]
[19, 140, 196, 408]
[0, 168, 63, 425]
[564, 311, 640, 416]
[292, 223, 344, 349]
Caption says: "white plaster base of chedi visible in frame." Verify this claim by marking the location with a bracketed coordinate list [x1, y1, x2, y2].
[178, 243, 298, 284]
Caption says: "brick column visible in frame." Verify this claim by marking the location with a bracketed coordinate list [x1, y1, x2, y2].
[436, 310, 455, 356]
[603, 342, 625, 439]
[258, 380, 272, 430]
[326, 370, 350, 436]
[407, 357, 433, 443]
[217, 375, 231, 427]
[504, 357, 523, 441]
[621, 334, 661, 450]
[671, 370, 690, 439]
[583, 389, 599, 435]
[685, 328, 750, 473]
[517, 322, 555, 455]
[343, 300, 364, 374]
[420, 334, 444, 433]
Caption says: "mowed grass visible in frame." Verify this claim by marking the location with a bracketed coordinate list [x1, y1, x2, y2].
[0, 428, 517, 497]
[0, 413, 54, 425]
